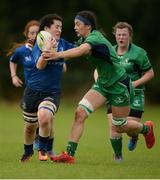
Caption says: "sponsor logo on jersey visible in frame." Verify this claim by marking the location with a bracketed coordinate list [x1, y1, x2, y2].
[25, 56, 32, 61]
[47, 61, 64, 66]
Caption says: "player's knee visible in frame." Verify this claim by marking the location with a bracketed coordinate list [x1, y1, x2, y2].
[74, 107, 87, 124]
[38, 109, 51, 126]
[110, 123, 119, 135]
[38, 108, 49, 119]
[25, 125, 36, 135]
[112, 117, 127, 127]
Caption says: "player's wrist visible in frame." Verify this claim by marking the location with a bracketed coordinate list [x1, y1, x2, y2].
[11, 74, 17, 78]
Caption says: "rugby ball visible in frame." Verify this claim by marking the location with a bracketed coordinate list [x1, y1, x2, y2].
[36, 30, 55, 51]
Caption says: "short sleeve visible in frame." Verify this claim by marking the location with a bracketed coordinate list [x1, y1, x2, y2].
[10, 49, 20, 63]
[135, 49, 152, 72]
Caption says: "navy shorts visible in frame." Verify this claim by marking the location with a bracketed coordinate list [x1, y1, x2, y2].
[21, 86, 61, 113]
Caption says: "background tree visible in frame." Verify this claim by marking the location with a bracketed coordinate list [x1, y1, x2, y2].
[0, 0, 160, 102]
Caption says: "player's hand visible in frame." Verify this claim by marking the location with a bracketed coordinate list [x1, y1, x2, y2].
[44, 36, 57, 50]
[50, 37, 57, 49]
[12, 75, 23, 87]
[132, 81, 139, 88]
[42, 50, 58, 61]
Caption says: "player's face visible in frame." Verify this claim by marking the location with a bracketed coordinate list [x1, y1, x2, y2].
[74, 19, 91, 38]
[48, 20, 62, 41]
[115, 28, 130, 48]
[28, 25, 39, 40]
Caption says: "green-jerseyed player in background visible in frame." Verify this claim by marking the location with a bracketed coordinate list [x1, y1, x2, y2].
[42, 11, 155, 163]
[95, 22, 154, 161]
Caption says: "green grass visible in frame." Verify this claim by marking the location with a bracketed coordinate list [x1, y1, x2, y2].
[0, 100, 160, 179]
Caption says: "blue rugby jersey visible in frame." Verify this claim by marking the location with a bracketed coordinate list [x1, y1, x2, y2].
[10, 44, 34, 85]
[27, 38, 74, 93]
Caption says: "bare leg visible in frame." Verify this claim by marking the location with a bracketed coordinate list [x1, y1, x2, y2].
[127, 116, 141, 137]
[24, 122, 38, 145]
[38, 108, 53, 137]
[69, 89, 106, 142]
[112, 106, 143, 134]
[59, 89, 107, 158]
[21, 112, 38, 162]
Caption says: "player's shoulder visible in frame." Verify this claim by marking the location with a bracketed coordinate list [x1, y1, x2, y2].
[88, 30, 102, 39]
[11, 45, 26, 57]
[131, 43, 147, 55]
[59, 38, 74, 49]
[85, 30, 106, 45]
[59, 38, 70, 44]
[14, 45, 26, 52]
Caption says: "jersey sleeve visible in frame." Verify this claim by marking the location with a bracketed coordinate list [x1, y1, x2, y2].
[84, 33, 112, 63]
[136, 49, 152, 72]
[84, 32, 99, 47]
[9, 49, 20, 63]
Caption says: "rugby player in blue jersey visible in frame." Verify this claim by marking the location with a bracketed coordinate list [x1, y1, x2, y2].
[20, 14, 74, 162]
[8, 20, 41, 155]
[8, 20, 40, 86]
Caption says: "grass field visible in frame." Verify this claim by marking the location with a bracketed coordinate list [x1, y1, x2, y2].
[0, 100, 160, 179]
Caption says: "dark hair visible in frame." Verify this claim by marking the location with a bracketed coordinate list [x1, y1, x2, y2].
[39, 13, 63, 31]
[76, 10, 97, 30]
[112, 22, 133, 37]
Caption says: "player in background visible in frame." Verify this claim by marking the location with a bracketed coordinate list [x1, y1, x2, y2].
[94, 22, 154, 161]
[42, 11, 155, 163]
[7, 20, 41, 152]
[8, 20, 40, 86]
[20, 13, 74, 162]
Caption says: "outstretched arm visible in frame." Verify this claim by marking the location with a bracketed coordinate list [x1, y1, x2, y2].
[42, 43, 91, 61]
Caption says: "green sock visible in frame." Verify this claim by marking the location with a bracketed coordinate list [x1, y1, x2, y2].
[140, 124, 149, 134]
[66, 141, 78, 157]
[110, 137, 122, 156]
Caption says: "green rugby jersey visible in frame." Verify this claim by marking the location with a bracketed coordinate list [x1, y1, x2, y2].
[114, 43, 152, 90]
[77, 30, 126, 88]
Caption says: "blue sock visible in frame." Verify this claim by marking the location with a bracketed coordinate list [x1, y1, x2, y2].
[24, 144, 33, 155]
[47, 138, 54, 152]
[38, 135, 49, 152]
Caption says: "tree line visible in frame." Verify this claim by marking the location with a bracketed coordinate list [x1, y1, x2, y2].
[0, 0, 159, 102]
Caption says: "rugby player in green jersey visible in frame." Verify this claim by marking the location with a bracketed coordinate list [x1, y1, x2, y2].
[94, 22, 154, 161]
[42, 11, 155, 163]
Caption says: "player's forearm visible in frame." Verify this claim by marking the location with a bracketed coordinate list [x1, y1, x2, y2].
[36, 55, 47, 69]
[42, 43, 91, 61]
[58, 47, 86, 61]
[9, 62, 17, 77]
[133, 68, 154, 87]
